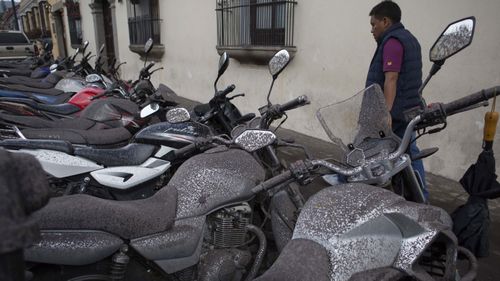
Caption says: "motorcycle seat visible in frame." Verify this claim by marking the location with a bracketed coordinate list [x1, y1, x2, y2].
[4, 98, 80, 114]
[0, 90, 74, 105]
[0, 139, 74, 154]
[74, 143, 157, 167]
[22, 126, 132, 148]
[35, 182, 178, 239]
[0, 71, 63, 88]
[0, 83, 65, 96]
[254, 239, 331, 281]
[0, 113, 97, 130]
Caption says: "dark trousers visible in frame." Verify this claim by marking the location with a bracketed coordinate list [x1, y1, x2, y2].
[394, 125, 429, 200]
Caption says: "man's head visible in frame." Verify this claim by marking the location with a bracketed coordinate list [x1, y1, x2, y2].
[369, 1, 401, 41]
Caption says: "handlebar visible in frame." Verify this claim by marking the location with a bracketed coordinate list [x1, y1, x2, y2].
[145, 62, 155, 72]
[167, 136, 232, 160]
[252, 170, 293, 193]
[90, 89, 111, 101]
[277, 95, 310, 112]
[215, 84, 236, 99]
[442, 86, 500, 116]
[260, 95, 310, 129]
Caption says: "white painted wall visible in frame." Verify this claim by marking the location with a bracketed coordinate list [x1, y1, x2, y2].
[79, 0, 500, 180]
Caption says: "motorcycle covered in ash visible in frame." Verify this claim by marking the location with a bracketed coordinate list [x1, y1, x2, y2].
[257, 17, 494, 281]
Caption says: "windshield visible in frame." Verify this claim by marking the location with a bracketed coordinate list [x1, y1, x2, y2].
[316, 84, 396, 166]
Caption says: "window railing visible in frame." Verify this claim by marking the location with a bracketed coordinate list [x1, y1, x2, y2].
[128, 16, 162, 45]
[68, 19, 82, 46]
[216, 0, 297, 48]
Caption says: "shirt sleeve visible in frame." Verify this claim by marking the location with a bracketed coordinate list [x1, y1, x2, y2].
[383, 38, 403, 73]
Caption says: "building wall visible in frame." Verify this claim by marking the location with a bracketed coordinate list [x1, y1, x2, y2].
[79, 0, 500, 180]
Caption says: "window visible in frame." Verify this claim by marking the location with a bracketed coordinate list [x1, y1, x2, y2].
[65, 0, 82, 47]
[0, 32, 30, 44]
[128, 0, 162, 46]
[216, 0, 296, 48]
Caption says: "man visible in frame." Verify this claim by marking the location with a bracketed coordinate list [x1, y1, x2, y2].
[366, 1, 428, 199]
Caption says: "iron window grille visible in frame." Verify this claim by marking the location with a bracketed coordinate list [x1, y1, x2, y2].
[65, 0, 82, 46]
[128, 0, 162, 45]
[216, 0, 297, 48]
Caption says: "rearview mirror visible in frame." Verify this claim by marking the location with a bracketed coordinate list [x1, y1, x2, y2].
[166, 108, 191, 123]
[269, 50, 290, 79]
[140, 103, 160, 118]
[429, 17, 475, 62]
[82, 41, 89, 53]
[144, 38, 154, 54]
[218, 52, 229, 78]
[214, 52, 230, 92]
[49, 64, 58, 73]
[234, 130, 277, 152]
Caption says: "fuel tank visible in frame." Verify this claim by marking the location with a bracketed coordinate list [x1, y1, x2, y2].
[67, 87, 105, 109]
[293, 183, 454, 280]
[133, 121, 213, 148]
[168, 147, 266, 218]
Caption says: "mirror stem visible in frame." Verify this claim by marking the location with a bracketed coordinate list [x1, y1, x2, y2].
[418, 60, 445, 98]
[214, 78, 219, 93]
[267, 79, 275, 106]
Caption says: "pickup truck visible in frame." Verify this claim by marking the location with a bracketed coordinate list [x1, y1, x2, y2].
[0, 30, 35, 60]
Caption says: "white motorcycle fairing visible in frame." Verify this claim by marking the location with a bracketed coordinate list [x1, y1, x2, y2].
[91, 158, 171, 189]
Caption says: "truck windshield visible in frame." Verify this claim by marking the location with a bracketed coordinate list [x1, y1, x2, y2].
[0, 33, 30, 44]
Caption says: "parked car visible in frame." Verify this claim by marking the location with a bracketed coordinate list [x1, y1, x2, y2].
[0, 30, 35, 60]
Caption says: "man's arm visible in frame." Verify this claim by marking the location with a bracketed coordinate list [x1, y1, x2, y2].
[384, 71, 399, 111]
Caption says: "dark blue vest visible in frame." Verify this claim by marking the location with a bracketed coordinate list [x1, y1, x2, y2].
[366, 22, 423, 135]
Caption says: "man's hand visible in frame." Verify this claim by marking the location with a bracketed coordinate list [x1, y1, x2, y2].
[384, 71, 399, 111]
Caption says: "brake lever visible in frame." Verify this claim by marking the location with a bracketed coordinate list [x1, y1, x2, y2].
[227, 93, 245, 101]
[149, 67, 164, 76]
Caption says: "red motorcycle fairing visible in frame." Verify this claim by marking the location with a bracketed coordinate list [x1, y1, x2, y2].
[68, 87, 106, 109]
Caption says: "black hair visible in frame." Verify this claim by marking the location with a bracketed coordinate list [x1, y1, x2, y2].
[369, 1, 401, 23]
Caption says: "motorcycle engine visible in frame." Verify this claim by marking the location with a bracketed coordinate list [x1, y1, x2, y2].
[198, 203, 253, 281]
[207, 203, 252, 248]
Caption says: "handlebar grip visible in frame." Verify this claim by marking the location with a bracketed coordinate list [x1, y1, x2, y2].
[173, 142, 198, 159]
[145, 62, 155, 72]
[278, 95, 310, 112]
[443, 86, 500, 116]
[90, 89, 110, 100]
[252, 171, 293, 194]
[216, 84, 236, 98]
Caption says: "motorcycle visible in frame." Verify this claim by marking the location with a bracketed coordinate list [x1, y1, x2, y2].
[254, 17, 496, 280]
[23, 127, 301, 281]
[0, 45, 176, 138]
[252, 83, 498, 280]
[0, 50, 300, 200]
